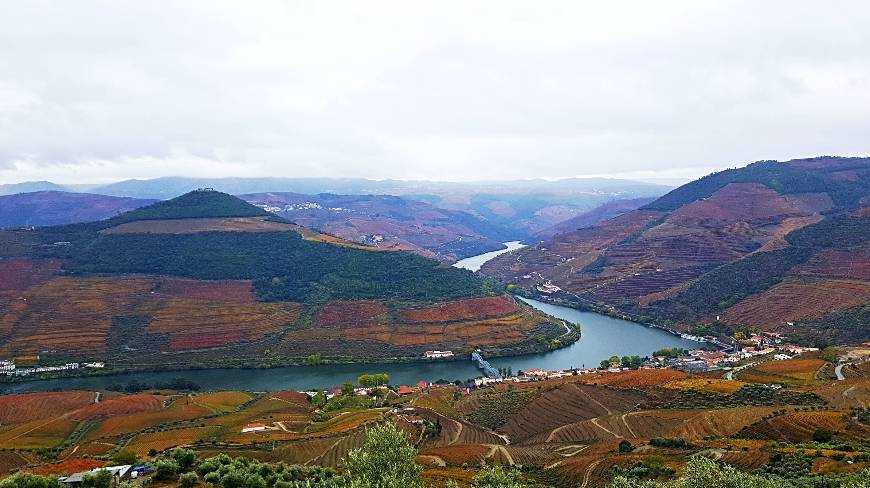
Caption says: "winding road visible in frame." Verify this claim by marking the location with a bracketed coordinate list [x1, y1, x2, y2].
[725, 361, 756, 381]
[834, 362, 849, 381]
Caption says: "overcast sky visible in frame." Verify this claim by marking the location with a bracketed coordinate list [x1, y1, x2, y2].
[1, 1, 868, 185]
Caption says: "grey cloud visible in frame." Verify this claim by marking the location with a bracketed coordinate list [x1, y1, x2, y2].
[1, 1, 868, 183]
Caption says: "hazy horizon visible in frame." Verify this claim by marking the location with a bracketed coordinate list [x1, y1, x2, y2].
[2, 2, 869, 185]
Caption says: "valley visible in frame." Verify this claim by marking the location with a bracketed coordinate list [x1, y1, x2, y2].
[480, 157, 870, 346]
[0, 190, 567, 375]
[0, 158, 868, 488]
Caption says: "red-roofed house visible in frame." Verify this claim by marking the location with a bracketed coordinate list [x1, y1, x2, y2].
[241, 423, 269, 433]
[397, 385, 414, 395]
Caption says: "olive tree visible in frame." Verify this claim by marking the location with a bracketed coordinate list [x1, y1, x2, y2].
[472, 465, 528, 488]
[339, 423, 422, 488]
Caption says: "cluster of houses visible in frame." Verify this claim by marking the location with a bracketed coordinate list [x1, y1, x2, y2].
[473, 367, 585, 386]
[671, 342, 819, 373]
[536, 281, 562, 294]
[0, 360, 105, 377]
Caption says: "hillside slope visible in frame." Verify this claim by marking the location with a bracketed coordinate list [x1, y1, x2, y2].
[480, 157, 870, 344]
[534, 197, 656, 240]
[0, 190, 563, 368]
[240, 192, 514, 261]
[0, 191, 156, 228]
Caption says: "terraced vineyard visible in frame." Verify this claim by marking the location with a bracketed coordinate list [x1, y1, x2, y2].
[480, 157, 870, 344]
[0, 349, 867, 487]
[0, 190, 566, 370]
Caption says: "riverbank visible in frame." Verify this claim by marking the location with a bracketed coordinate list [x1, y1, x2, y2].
[0, 316, 580, 386]
[510, 287, 729, 349]
[453, 240, 526, 272]
[4, 297, 697, 393]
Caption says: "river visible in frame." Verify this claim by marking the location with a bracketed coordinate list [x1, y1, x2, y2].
[3, 243, 696, 393]
[452, 240, 526, 272]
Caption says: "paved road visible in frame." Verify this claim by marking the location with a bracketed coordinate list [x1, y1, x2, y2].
[835, 362, 849, 381]
[725, 361, 756, 380]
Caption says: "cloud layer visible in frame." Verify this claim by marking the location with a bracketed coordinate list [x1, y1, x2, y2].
[1, 1, 869, 183]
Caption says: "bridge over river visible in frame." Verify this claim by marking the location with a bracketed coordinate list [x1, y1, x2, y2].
[471, 351, 502, 378]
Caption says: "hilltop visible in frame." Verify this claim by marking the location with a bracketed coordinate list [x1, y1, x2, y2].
[0, 190, 564, 370]
[481, 157, 870, 344]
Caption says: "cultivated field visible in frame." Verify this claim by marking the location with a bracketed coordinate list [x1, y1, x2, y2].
[1, 348, 867, 487]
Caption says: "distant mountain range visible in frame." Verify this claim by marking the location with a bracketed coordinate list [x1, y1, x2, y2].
[481, 156, 870, 345]
[533, 197, 656, 240]
[0, 176, 671, 239]
[0, 181, 68, 195]
[0, 188, 660, 262]
[0, 190, 563, 369]
[239, 192, 515, 261]
[0, 191, 156, 228]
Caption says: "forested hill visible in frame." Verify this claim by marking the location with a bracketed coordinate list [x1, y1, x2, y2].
[0, 189, 563, 368]
[480, 156, 870, 344]
[0, 189, 491, 303]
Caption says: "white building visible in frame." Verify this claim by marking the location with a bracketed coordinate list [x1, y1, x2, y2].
[241, 423, 269, 433]
[424, 350, 454, 359]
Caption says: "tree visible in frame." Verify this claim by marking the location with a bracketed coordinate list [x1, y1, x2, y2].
[243, 474, 267, 488]
[221, 471, 246, 488]
[179, 472, 199, 488]
[610, 355, 620, 365]
[472, 465, 528, 488]
[306, 353, 322, 364]
[619, 440, 634, 453]
[154, 458, 180, 480]
[601, 360, 612, 369]
[311, 391, 327, 408]
[147, 448, 158, 457]
[358, 373, 389, 387]
[81, 470, 112, 488]
[112, 450, 139, 466]
[608, 456, 810, 488]
[340, 423, 423, 488]
[0, 473, 58, 488]
[341, 382, 354, 396]
[170, 447, 197, 470]
[812, 428, 833, 443]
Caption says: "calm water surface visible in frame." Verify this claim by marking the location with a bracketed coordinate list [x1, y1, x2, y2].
[5, 245, 696, 393]
[452, 241, 526, 272]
